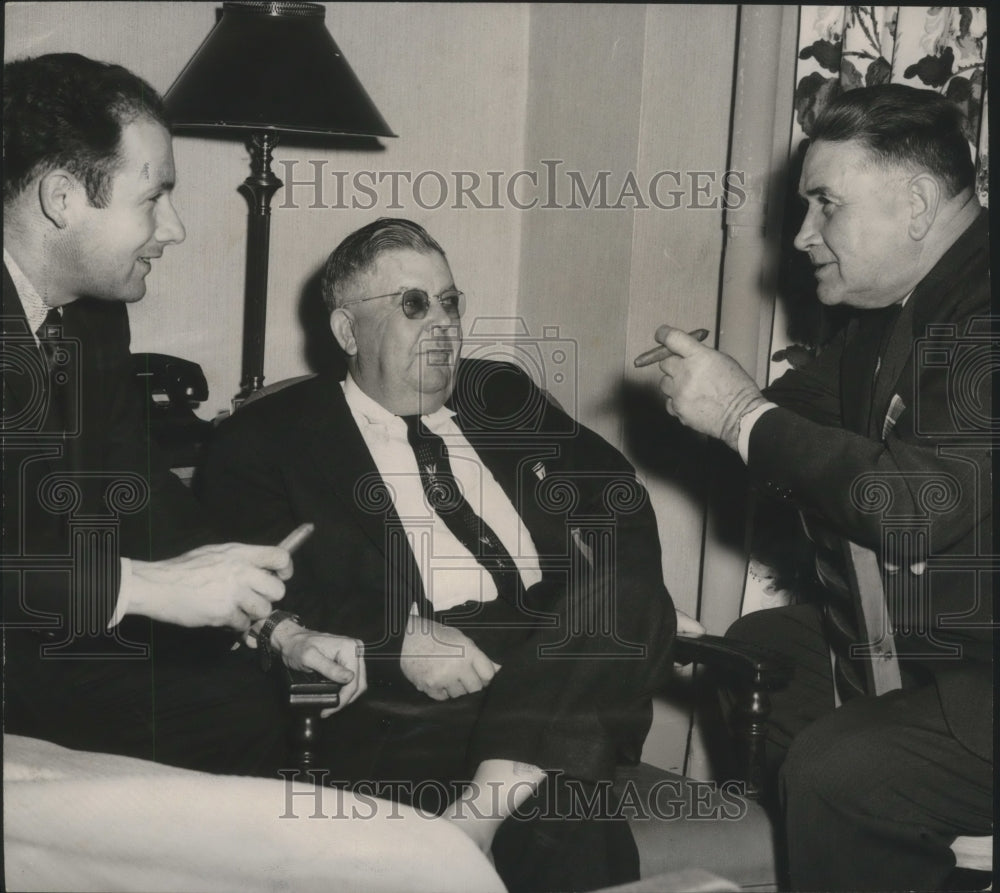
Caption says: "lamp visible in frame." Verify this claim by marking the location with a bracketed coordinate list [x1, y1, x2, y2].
[164, 1, 395, 403]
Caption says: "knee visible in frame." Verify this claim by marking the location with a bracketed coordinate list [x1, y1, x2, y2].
[725, 605, 798, 645]
[778, 721, 872, 816]
[725, 610, 769, 644]
[779, 731, 840, 819]
[725, 604, 825, 660]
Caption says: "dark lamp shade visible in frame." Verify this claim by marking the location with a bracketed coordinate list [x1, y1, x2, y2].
[164, 1, 395, 138]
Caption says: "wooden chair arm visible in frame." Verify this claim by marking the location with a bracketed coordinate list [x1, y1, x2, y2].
[673, 633, 793, 800]
[673, 633, 793, 688]
[282, 667, 342, 778]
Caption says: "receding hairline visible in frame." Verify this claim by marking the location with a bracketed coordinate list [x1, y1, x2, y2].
[804, 136, 955, 195]
[331, 244, 448, 309]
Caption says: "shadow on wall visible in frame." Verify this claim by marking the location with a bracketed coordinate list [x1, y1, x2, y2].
[615, 379, 747, 554]
[298, 264, 348, 380]
[615, 380, 709, 504]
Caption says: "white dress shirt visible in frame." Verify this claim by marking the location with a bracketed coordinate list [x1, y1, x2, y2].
[4, 247, 52, 344]
[342, 374, 542, 612]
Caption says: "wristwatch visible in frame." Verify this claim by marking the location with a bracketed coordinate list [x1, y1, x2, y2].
[256, 609, 300, 672]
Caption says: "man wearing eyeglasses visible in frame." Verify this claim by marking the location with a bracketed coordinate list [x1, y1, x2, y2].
[201, 217, 678, 893]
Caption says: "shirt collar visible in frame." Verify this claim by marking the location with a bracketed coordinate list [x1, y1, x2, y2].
[3, 247, 56, 338]
[341, 372, 456, 435]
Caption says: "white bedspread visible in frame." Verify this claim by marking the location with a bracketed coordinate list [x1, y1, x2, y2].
[3, 734, 505, 893]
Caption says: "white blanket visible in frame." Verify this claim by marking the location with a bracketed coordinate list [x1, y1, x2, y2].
[4, 734, 505, 893]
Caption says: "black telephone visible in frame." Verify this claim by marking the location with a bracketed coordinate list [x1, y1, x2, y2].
[132, 353, 213, 467]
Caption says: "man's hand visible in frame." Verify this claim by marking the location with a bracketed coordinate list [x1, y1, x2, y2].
[128, 543, 292, 631]
[271, 622, 367, 717]
[654, 324, 767, 451]
[400, 615, 500, 700]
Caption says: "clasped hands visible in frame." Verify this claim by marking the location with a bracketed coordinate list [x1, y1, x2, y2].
[651, 325, 767, 452]
[128, 542, 365, 715]
[401, 613, 501, 700]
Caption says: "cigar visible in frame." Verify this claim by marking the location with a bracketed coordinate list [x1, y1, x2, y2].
[278, 522, 315, 554]
[633, 328, 710, 367]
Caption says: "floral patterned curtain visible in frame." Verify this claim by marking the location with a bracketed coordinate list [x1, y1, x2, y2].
[793, 7, 988, 205]
[742, 7, 989, 616]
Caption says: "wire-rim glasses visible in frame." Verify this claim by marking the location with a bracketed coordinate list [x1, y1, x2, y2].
[341, 287, 465, 320]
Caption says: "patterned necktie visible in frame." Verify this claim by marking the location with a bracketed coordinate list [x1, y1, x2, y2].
[403, 415, 523, 606]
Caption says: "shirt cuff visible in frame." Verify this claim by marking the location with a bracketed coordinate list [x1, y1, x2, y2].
[108, 557, 133, 629]
[737, 402, 778, 464]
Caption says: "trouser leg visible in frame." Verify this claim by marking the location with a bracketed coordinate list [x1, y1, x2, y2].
[779, 684, 993, 892]
[4, 628, 288, 777]
[491, 772, 639, 893]
[459, 576, 675, 782]
[725, 603, 836, 783]
[146, 642, 288, 776]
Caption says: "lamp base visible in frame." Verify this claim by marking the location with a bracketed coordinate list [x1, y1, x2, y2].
[236, 131, 283, 404]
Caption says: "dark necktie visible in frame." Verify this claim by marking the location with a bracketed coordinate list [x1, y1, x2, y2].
[36, 308, 64, 370]
[403, 415, 523, 607]
[858, 303, 902, 435]
[36, 308, 71, 433]
[872, 302, 903, 386]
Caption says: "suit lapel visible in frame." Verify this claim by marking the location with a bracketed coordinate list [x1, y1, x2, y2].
[865, 209, 989, 440]
[2, 265, 51, 430]
[451, 399, 566, 560]
[300, 380, 418, 559]
[838, 317, 870, 433]
[868, 298, 915, 439]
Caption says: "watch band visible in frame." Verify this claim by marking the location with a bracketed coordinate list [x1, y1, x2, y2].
[257, 609, 300, 672]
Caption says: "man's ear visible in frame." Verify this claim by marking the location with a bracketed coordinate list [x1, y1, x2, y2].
[38, 170, 82, 229]
[907, 173, 940, 241]
[330, 308, 358, 356]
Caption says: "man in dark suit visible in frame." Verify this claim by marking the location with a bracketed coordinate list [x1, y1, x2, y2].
[649, 85, 992, 891]
[2, 53, 366, 773]
[200, 217, 679, 891]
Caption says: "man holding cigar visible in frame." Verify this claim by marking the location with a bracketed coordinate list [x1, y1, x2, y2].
[644, 85, 991, 890]
[2, 53, 365, 773]
[201, 217, 679, 891]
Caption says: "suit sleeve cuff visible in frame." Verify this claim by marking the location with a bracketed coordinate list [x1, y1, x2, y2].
[738, 402, 778, 464]
[108, 557, 132, 629]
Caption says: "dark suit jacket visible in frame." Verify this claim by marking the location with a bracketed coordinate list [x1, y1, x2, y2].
[750, 210, 992, 761]
[201, 358, 677, 779]
[2, 265, 210, 637]
[2, 267, 294, 772]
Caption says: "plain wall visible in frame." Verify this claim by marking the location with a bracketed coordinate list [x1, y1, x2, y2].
[515, 4, 738, 771]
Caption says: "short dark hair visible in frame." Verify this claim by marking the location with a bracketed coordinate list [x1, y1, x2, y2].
[810, 84, 976, 196]
[3, 53, 168, 207]
[321, 218, 447, 312]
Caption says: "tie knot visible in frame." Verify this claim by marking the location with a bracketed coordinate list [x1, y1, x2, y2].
[402, 414, 429, 445]
[37, 308, 63, 341]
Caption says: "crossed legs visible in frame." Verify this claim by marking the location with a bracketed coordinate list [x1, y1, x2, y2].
[728, 605, 993, 891]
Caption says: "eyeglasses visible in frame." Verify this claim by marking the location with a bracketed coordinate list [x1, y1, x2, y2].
[341, 287, 466, 320]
